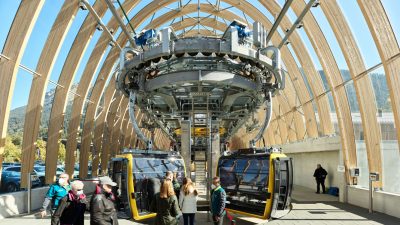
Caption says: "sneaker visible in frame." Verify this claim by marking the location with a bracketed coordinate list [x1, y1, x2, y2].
[315, 192, 320, 194]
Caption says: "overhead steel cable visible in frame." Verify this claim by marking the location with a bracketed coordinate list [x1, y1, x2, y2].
[116, 0, 136, 35]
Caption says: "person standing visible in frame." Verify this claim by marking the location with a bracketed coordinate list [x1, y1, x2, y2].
[150, 179, 181, 225]
[313, 164, 328, 194]
[40, 173, 71, 218]
[90, 176, 119, 225]
[210, 176, 226, 225]
[179, 178, 198, 225]
[165, 171, 181, 197]
[51, 180, 88, 225]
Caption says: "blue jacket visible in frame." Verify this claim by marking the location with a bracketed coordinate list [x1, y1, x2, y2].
[210, 186, 226, 216]
[43, 183, 71, 210]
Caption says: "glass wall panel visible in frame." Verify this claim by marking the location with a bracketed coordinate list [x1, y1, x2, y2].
[368, 65, 400, 194]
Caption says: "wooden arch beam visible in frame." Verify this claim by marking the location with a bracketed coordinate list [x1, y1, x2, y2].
[319, 0, 382, 185]
[291, 0, 379, 185]
[21, 0, 79, 185]
[99, 93, 124, 173]
[91, 77, 116, 177]
[66, 0, 137, 178]
[357, 0, 400, 184]
[93, 76, 119, 177]
[0, 0, 45, 188]
[170, 17, 227, 33]
[45, 0, 108, 182]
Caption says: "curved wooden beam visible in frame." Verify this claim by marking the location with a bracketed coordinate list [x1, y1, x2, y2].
[21, 0, 79, 185]
[357, 0, 400, 186]
[110, 98, 128, 157]
[66, 0, 137, 178]
[170, 17, 227, 33]
[46, 0, 108, 181]
[99, 93, 123, 173]
[290, 0, 371, 185]
[91, 78, 116, 176]
[320, 0, 382, 185]
[0, 0, 45, 188]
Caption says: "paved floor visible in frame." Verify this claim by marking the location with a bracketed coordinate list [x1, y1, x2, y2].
[1, 186, 399, 225]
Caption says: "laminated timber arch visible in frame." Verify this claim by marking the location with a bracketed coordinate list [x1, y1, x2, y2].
[45, 0, 108, 184]
[65, 0, 137, 180]
[319, 0, 383, 187]
[1, 0, 398, 191]
[91, 77, 116, 177]
[357, 0, 400, 154]
[0, 0, 45, 188]
[21, 0, 79, 186]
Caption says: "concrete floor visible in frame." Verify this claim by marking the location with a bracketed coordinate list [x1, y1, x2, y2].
[1, 186, 399, 225]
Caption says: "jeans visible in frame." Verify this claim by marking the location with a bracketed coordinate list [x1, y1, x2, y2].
[183, 213, 195, 225]
[316, 179, 326, 193]
[212, 214, 224, 225]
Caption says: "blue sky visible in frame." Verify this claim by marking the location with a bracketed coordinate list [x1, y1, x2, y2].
[1, 0, 399, 110]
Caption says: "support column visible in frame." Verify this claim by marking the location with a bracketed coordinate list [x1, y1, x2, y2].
[209, 120, 220, 177]
[181, 120, 192, 175]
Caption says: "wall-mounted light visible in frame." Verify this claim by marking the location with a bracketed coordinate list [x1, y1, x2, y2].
[296, 22, 304, 29]
[96, 24, 103, 31]
[312, 0, 320, 7]
[79, 2, 87, 10]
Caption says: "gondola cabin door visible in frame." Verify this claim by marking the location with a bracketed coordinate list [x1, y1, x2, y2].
[109, 158, 131, 217]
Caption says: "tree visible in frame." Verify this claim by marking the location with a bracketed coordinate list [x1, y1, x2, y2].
[35, 139, 46, 161]
[3, 136, 21, 162]
[58, 141, 66, 163]
[11, 133, 22, 146]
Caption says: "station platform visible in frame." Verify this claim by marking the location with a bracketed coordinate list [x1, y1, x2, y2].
[1, 186, 399, 225]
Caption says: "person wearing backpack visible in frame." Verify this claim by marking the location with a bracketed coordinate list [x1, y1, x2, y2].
[313, 164, 328, 194]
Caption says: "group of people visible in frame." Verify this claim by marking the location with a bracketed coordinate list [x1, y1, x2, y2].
[39, 173, 119, 225]
[150, 172, 227, 225]
[40, 172, 227, 225]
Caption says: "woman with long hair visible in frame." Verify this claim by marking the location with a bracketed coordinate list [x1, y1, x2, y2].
[150, 179, 181, 225]
[179, 177, 198, 225]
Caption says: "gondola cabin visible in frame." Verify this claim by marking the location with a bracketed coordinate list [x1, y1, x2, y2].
[217, 148, 293, 220]
[109, 149, 185, 220]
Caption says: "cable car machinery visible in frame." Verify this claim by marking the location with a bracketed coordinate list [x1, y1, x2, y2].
[115, 18, 290, 220]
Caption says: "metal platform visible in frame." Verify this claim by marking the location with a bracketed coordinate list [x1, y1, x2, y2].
[2, 185, 399, 225]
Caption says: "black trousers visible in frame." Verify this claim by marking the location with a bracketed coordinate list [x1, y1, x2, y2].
[183, 213, 195, 225]
[316, 179, 326, 193]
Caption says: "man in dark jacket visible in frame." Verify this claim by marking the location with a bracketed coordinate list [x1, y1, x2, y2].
[313, 164, 328, 194]
[210, 176, 226, 225]
[51, 180, 88, 225]
[90, 176, 119, 225]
